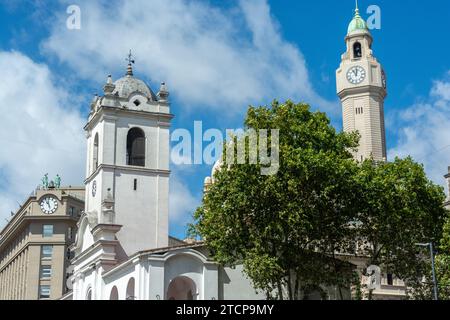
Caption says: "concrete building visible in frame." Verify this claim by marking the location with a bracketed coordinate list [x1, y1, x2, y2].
[65, 60, 280, 300]
[336, 3, 387, 162]
[0, 186, 84, 300]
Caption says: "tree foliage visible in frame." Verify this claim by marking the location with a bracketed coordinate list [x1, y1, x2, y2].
[355, 158, 448, 299]
[190, 100, 448, 300]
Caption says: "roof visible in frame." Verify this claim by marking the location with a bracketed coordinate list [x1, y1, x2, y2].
[112, 75, 157, 101]
[347, 6, 370, 35]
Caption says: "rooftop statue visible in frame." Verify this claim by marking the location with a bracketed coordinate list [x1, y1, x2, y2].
[55, 174, 61, 189]
[41, 173, 49, 190]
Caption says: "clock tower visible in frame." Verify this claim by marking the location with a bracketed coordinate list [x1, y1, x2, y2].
[83, 59, 172, 256]
[336, 3, 387, 162]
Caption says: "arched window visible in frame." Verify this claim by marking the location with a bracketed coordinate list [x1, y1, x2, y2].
[353, 42, 362, 58]
[110, 286, 119, 300]
[93, 133, 99, 171]
[127, 128, 145, 166]
[86, 287, 92, 300]
[126, 278, 135, 300]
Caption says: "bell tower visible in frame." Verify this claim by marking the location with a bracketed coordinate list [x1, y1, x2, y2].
[336, 2, 387, 162]
[83, 56, 172, 256]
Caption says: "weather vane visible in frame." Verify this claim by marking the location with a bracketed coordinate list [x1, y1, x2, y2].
[126, 50, 135, 65]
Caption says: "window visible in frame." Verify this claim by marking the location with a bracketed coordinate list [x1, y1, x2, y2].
[126, 128, 145, 166]
[126, 278, 135, 300]
[133, 99, 141, 107]
[93, 133, 99, 171]
[127, 128, 145, 167]
[69, 206, 75, 216]
[387, 273, 394, 286]
[353, 42, 362, 58]
[110, 286, 119, 300]
[39, 285, 51, 299]
[41, 265, 52, 279]
[133, 179, 137, 191]
[42, 245, 53, 259]
[43, 225, 54, 238]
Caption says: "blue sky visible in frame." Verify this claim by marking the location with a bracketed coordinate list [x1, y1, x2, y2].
[1, 0, 450, 239]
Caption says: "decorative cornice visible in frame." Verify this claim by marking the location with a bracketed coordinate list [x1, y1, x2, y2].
[338, 84, 387, 99]
[84, 164, 170, 184]
[84, 106, 174, 131]
[102, 243, 208, 278]
[71, 239, 121, 267]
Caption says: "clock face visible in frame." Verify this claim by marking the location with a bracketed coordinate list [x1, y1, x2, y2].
[92, 181, 97, 197]
[40, 196, 58, 214]
[347, 66, 366, 85]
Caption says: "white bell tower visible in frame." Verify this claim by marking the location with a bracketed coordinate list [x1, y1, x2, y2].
[83, 57, 172, 256]
[336, 3, 387, 162]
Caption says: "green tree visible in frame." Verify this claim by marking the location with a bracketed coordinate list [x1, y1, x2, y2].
[355, 158, 448, 299]
[192, 100, 361, 299]
[191, 100, 448, 300]
[426, 214, 450, 300]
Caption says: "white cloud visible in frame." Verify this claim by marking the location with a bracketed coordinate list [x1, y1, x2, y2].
[0, 51, 85, 228]
[389, 73, 450, 188]
[43, 0, 334, 115]
[169, 175, 200, 227]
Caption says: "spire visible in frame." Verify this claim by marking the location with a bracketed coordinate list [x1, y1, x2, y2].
[347, 0, 369, 35]
[126, 50, 135, 76]
[354, 0, 360, 17]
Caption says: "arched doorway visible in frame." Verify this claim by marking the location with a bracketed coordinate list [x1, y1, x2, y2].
[126, 278, 135, 300]
[86, 287, 92, 300]
[166, 276, 197, 300]
[110, 286, 119, 300]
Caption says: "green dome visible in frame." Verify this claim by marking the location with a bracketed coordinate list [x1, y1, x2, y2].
[347, 8, 368, 34]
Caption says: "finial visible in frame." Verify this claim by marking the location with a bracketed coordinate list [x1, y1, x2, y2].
[103, 74, 115, 94]
[158, 81, 169, 101]
[126, 50, 135, 76]
[355, 0, 360, 15]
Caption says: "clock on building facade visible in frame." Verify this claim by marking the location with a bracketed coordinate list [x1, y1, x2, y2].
[40, 196, 58, 214]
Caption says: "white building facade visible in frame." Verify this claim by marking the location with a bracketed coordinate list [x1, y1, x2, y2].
[67, 62, 267, 300]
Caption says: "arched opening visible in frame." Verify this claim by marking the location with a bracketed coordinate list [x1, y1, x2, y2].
[353, 42, 362, 58]
[126, 277, 135, 300]
[86, 287, 92, 300]
[126, 128, 145, 167]
[93, 133, 99, 171]
[166, 276, 197, 300]
[110, 286, 119, 300]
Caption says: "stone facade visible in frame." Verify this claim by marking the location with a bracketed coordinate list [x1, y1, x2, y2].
[0, 187, 84, 300]
[336, 7, 387, 162]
